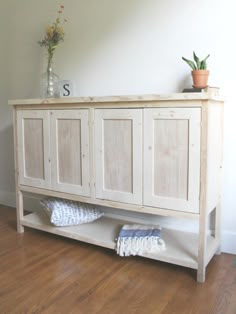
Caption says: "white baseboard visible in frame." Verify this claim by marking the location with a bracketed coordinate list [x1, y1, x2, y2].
[0, 190, 41, 211]
[0, 190, 16, 208]
[0, 190, 235, 255]
[221, 230, 236, 255]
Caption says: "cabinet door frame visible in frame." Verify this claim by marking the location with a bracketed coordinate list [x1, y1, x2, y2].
[95, 108, 142, 205]
[143, 107, 201, 213]
[50, 109, 90, 197]
[17, 110, 51, 189]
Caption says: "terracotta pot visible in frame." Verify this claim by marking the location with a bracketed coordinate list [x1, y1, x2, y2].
[191, 70, 209, 88]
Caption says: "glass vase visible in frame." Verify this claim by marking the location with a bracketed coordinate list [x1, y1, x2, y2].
[40, 59, 60, 98]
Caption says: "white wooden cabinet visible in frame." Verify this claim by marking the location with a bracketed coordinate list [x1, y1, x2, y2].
[10, 93, 224, 283]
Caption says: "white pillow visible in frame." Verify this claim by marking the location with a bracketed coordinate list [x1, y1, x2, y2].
[40, 198, 104, 227]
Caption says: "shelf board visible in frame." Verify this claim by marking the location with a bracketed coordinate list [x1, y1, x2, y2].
[21, 212, 216, 270]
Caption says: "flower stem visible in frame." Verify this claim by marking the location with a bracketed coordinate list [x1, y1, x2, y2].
[47, 50, 53, 96]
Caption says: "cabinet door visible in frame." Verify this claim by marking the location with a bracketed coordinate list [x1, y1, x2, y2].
[95, 109, 142, 205]
[17, 110, 51, 188]
[50, 110, 90, 196]
[144, 108, 201, 213]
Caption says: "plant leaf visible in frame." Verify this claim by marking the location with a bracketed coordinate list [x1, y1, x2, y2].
[200, 60, 206, 69]
[200, 54, 210, 69]
[193, 52, 201, 70]
[182, 57, 197, 70]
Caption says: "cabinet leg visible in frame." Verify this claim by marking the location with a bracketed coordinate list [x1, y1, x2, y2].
[16, 190, 24, 233]
[214, 203, 221, 255]
[197, 267, 206, 283]
[198, 203, 207, 283]
[17, 221, 24, 233]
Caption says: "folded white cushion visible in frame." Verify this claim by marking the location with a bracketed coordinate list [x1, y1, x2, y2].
[40, 198, 104, 227]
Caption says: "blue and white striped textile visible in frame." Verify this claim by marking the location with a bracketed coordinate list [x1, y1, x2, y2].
[116, 224, 166, 256]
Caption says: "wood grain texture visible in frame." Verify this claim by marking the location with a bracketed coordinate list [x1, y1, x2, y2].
[0, 206, 235, 314]
[16, 110, 51, 189]
[95, 109, 142, 205]
[13, 108, 24, 233]
[23, 118, 45, 179]
[104, 119, 133, 193]
[143, 108, 201, 213]
[153, 119, 188, 199]
[57, 119, 82, 185]
[8, 92, 224, 107]
[205, 101, 224, 213]
[50, 109, 90, 197]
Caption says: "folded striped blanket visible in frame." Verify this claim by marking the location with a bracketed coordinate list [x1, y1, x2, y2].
[116, 224, 166, 257]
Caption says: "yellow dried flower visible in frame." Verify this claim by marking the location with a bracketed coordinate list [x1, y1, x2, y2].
[45, 26, 54, 38]
[55, 26, 64, 36]
[38, 4, 67, 60]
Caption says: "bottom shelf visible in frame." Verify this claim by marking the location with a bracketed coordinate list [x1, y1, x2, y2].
[21, 212, 216, 270]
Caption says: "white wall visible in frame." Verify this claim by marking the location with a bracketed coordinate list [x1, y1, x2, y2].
[0, 2, 15, 205]
[1, 0, 235, 254]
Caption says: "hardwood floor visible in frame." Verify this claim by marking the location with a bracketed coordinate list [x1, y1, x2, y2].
[0, 205, 235, 314]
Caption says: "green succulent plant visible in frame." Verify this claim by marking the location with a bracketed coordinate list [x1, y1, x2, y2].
[182, 52, 210, 70]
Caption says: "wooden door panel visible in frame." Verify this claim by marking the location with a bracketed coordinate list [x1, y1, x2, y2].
[95, 109, 142, 205]
[103, 119, 133, 193]
[51, 110, 90, 196]
[17, 110, 51, 188]
[144, 108, 201, 213]
[153, 119, 189, 199]
[23, 118, 45, 180]
[57, 119, 82, 185]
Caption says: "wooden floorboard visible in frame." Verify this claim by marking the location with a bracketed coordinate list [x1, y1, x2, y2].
[0, 205, 235, 314]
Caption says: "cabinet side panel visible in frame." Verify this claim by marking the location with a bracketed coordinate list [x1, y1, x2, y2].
[57, 119, 82, 185]
[104, 119, 132, 193]
[23, 118, 45, 180]
[154, 119, 188, 199]
[206, 102, 224, 212]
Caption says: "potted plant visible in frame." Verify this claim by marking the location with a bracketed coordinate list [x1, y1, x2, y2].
[182, 52, 210, 88]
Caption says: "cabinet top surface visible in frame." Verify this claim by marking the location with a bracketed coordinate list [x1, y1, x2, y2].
[9, 92, 223, 106]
